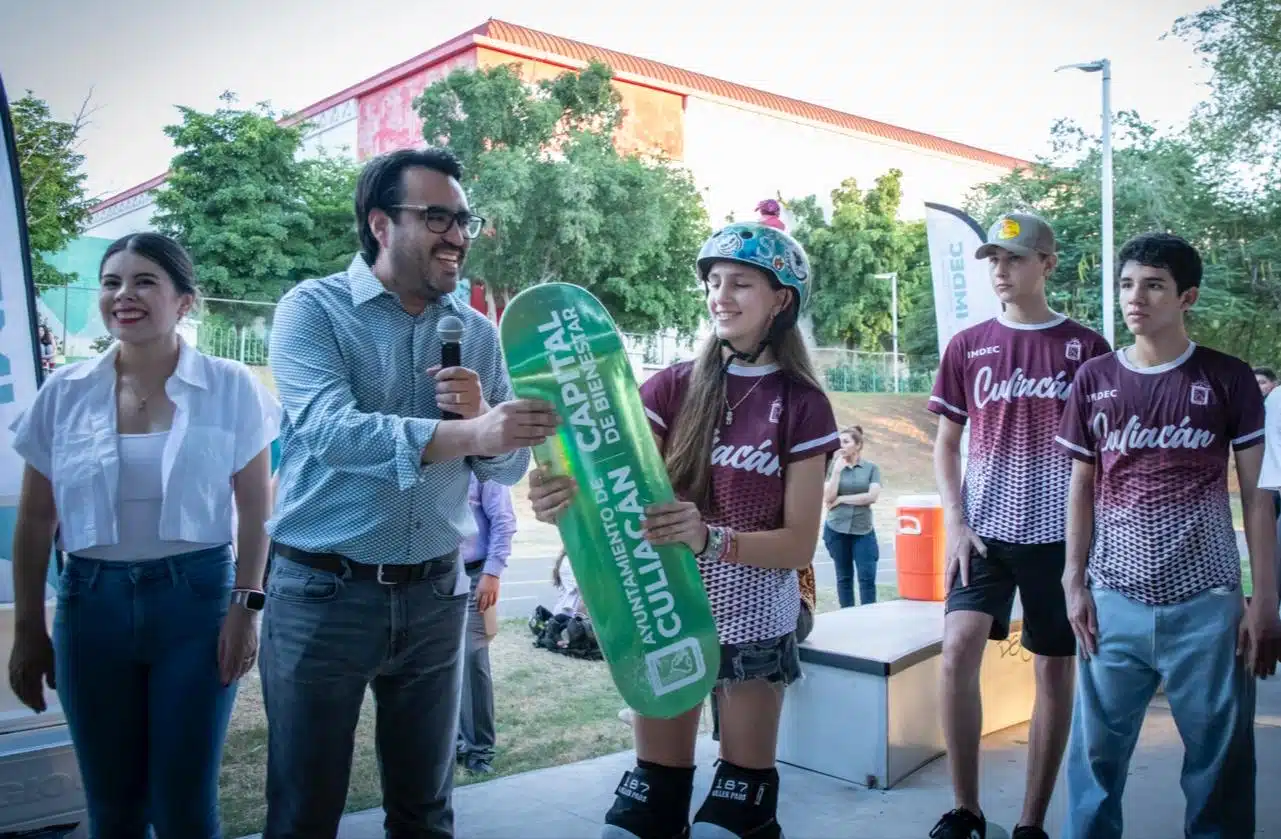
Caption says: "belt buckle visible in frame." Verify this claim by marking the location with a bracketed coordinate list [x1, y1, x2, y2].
[376, 564, 399, 586]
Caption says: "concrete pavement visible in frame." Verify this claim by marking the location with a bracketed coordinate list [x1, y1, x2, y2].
[253, 677, 1281, 838]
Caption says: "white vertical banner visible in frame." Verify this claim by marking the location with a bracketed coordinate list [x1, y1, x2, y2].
[924, 202, 1001, 356]
[0, 75, 42, 509]
[924, 202, 999, 473]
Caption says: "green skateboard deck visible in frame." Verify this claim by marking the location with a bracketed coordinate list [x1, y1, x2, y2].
[499, 283, 720, 719]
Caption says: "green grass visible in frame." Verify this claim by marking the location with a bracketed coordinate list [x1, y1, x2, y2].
[218, 585, 897, 836]
[218, 617, 701, 838]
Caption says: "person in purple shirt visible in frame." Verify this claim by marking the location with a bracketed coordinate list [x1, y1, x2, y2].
[1056, 232, 1281, 839]
[927, 212, 1110, 839]
[455, 473, 516, 775]
[525, 222, 838, 839]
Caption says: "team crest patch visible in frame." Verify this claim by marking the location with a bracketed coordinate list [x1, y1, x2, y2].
[999, 218, 1020, 239]
[1190, 382, 1211, 406]
[1065, 338, 1081, 361]
[769, 397, 783, 424]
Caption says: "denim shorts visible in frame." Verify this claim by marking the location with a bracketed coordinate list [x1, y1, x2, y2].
[715, 628, 802, 687]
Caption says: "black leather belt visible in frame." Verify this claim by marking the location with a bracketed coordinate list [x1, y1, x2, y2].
[272, 542, 457, 585]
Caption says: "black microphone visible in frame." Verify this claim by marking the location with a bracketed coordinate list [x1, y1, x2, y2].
[438, 315, 464, 420]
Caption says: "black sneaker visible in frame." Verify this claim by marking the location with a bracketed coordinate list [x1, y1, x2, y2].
[1011, 827, 1048, 839]
[929, 809, 986, 839]
[465, 757, 495, 776]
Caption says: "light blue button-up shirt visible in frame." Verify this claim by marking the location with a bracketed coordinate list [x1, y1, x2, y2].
[266, 254, 529, 565]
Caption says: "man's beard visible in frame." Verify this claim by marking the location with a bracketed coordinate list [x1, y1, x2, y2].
[395, 244, 464, 302]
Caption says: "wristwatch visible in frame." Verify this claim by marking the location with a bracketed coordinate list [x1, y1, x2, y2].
[231, 589, 266, 612]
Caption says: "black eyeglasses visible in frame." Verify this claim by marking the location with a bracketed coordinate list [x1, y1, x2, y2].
[390, 204, 487, 239]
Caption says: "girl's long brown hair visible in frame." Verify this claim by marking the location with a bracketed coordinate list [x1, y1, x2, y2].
[663, 312, 822, 513]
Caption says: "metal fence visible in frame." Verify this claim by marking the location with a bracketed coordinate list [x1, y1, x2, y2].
[34, 290, 937, 394]
[810, 347, 937, 394]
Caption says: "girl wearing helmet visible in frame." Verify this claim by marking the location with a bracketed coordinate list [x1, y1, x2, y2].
[527, 222, 839, 839]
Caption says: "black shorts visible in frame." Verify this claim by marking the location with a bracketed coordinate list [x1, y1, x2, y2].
[944, 538, 1075, 657]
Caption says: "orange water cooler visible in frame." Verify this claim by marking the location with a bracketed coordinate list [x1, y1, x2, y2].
[895, 494, 947, 602]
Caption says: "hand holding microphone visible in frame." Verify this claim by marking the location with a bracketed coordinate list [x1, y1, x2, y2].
[429, 315, 484, 420]
[428, 315, 560, 456]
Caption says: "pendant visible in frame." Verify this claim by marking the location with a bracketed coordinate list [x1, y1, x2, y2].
[725, 408, 734, 425]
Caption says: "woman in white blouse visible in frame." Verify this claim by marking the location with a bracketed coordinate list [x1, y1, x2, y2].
[6, 232, 279, 839]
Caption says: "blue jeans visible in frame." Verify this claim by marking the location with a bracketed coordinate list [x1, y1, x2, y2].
[1064, 585, 1256, 839]
[822, 525, 879, 608]
[259, 553, 470, 839]
[53, 545, 237, 839]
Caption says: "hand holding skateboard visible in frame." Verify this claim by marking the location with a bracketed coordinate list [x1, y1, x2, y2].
[640, 501, 709, 555]
[529, 467, 577, 523]
[470, 399, 559, 457]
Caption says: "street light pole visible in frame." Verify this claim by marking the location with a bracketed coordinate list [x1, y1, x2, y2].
[874, 272, 899, 393]
[1056, 58, 1115, 347]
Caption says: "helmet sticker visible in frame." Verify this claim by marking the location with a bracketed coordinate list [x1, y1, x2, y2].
[785, 246, 808, 281]
[714, 231, 742, 256]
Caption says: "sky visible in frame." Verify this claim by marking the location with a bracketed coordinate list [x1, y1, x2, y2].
[1, 0, 1215, 202]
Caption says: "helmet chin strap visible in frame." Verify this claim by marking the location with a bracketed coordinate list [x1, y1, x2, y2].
[718, 312, 784, 373]
[719, 336, 771, 370]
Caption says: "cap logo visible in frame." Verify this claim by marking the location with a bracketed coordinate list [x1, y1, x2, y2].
[999, 218, 1021, 240]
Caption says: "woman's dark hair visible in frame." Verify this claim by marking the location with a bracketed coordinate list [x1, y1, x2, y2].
[840, 425, 864, 445]
[1116, 232, 1202, 293]
[355, 147, 465, 265]
[99, 232, 199, 298]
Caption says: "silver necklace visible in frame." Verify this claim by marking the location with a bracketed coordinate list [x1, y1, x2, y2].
[724, 375, 766, 425]
[121, 376, 164, 413]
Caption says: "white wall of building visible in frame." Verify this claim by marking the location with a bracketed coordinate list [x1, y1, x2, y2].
[87, 195, 156, 239]
[298, 100, 360, 159]
[84, 100, 361, 238]
[681, 96, 1010, 225]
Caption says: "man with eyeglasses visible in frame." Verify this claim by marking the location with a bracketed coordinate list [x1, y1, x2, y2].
[261, 147, 559, 838]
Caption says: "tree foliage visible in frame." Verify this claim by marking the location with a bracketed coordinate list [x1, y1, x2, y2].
[1171, 0, 1281, 180]
[785, 170, 931, 353]
[153, 95, 359, 314]
[415, 61, 710, 335]
[10, 92, 93, 287]
[965, 111, 1281, 365]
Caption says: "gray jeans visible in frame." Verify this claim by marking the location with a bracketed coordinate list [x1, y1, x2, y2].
[456, 564, 496, 764]
[259, 552, 469, 839]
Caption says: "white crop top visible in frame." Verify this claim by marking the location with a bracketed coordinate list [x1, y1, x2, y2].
[74, 432, 223, 562]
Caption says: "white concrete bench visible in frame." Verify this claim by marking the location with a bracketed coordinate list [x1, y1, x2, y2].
[776, 599, 1036, 790]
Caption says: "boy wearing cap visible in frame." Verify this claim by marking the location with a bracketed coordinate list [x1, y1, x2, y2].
[927, 212, 1111, 839]
[1056, 232, 1279, 838]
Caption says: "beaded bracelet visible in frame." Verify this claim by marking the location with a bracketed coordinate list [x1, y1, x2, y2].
[697, 525, 739, 564]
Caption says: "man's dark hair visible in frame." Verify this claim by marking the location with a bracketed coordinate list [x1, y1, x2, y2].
[1254, 367, 1278, 383]
[355, 147, 465, 265]
[1116, 232, 1203, 293]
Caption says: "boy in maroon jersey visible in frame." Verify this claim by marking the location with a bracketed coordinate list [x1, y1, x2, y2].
[927, 212, 1111, 839]
[1056, 232, 1281, 839]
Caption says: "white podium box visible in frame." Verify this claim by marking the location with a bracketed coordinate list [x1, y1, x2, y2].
[776, 599, 1037, 790]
